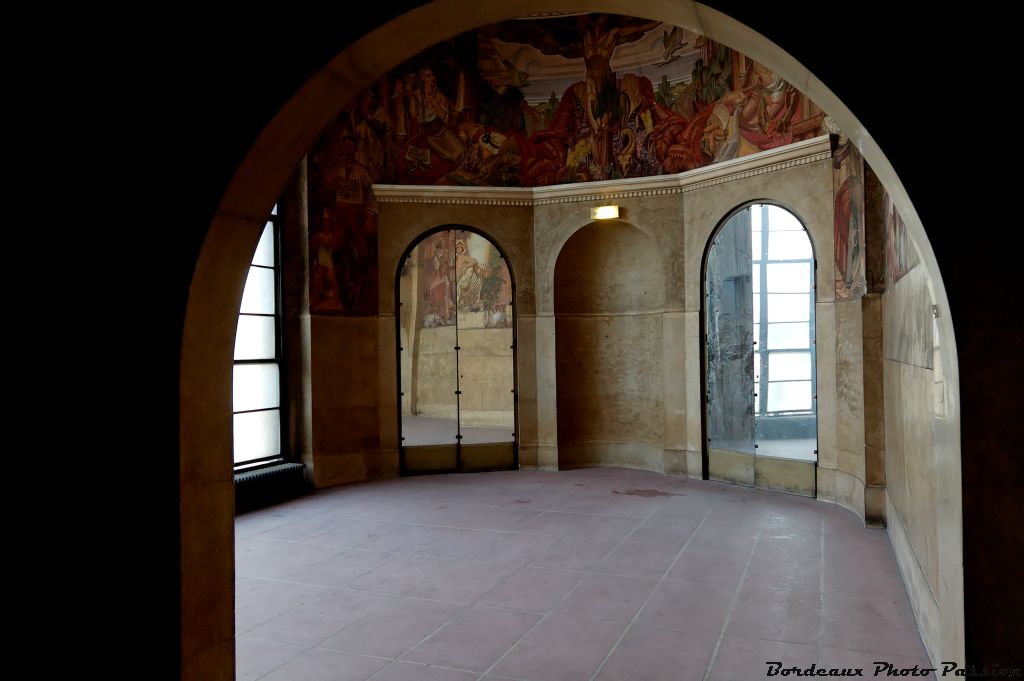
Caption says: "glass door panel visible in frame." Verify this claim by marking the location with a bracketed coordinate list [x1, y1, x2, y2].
[400, 232, 459, 472]
[453, 230, 516, 470]
[752, 205, 817, 496]
[705, 209, 755, 485]
[400, 229, 517, 474]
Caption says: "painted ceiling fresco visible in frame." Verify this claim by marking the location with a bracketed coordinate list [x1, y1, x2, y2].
[311, 13, 826, 190]
[308, 13, 832, 315]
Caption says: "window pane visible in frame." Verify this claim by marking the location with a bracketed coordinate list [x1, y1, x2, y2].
[768, 352, 811, 381]
[234, 315, 276, 360]
[751, 227, 762, 257]
[767, 293, 810, 322]
[767, 380, 812, 411]
[752, 263, 761, 292]
[240, 266, 275, 314]
[768, 231, 813, 260]
[271, 203, 278, 215]
[753, 350, 761, 382]
[766, 322, 810, 349]
[234, 410, 281, 463]
[767, 263, 810, 293]
[252, 223, 275, 267]
[233, 363, 280, 412]
[753, 299, 760, 325]
[767, 205, 804, 231]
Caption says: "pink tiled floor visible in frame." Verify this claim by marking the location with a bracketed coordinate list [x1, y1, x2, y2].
[236, 468, 932, 680]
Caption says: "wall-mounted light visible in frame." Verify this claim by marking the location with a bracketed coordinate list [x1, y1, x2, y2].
[591, 205, 619, 220]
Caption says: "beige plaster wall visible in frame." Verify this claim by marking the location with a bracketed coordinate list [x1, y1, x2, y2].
[309, 316, 398, 486]
[882, 261, 944, 663]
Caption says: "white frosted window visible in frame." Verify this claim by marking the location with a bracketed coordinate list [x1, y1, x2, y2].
[234, 315, 276, 360]
[240, 266, 275, 314]
[753, 350, 761, 382]
[271, 203, 278, 215]
[233, 364, 280, 412]
[767, 293, 810, 322]
[252, 223, 275, 267]
[752, 264, 761, 293]
[234, 410, 281, 463]
[767, 381, 812, 411]
[766, 322, 810, 349]
[768, 352, 812, 381]
[751, 227, 762, 257]
[753, 300, 760, 325]
[767, 263, 810, 293]
[767, 206, 803, 231]
[768, 231, 813, 260]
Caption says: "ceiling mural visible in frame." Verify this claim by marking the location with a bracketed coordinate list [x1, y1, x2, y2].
[311, 12, 826, 189]
[308, 13, 829, 314]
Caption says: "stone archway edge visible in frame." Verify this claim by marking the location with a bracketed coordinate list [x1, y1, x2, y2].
[182, 2, 963, 678]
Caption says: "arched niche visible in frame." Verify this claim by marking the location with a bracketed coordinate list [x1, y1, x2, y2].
[553, 219, 666, 471]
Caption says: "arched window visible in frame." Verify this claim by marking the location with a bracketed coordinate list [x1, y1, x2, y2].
[232, 206, 284, 470]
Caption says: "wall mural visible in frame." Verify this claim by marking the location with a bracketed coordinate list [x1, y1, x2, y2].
[308, 12, 828, 315]
[883, 191, 918, 286]
[405, 230, 513, 329]
[309, 134, 379, 314]
[833, 139, 866, 300]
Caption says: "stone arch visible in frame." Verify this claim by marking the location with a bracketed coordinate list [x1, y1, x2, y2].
[178, 2, 962, 676]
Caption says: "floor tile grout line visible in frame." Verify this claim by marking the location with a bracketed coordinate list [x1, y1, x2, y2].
[477, 498, 669, 678]
[700, 525, 764, 681]
[359, 506, 605, 679]
[459, 506, 655, 609]
[362, 606, 480, 681]
[587, 495, 724, 681]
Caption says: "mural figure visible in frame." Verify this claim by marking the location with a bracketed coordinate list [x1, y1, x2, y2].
[310, 208, 343, 312]
[455, 239, 485, 311]
[353, 86, 393, 182]
[422, 231, 457, 327]
[833, 140, 866, 299]
[308, 13, 827, 315]
[398, 66, 467, 183]
[479, 246, 513, 328]
[325, 135, 378, 313]
[883, 192, 916, 286]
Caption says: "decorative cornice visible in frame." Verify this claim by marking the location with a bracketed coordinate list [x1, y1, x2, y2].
[373, 184, 534, 206]
[374, 135, 831, 207]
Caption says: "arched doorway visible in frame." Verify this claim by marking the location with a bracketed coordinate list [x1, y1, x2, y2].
[396, 226, 518, 474]
[702, 202, 818, 495]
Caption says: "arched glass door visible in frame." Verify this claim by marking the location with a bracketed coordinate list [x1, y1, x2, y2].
[704, 204, 817, 496]
[397, 228, 516, 474]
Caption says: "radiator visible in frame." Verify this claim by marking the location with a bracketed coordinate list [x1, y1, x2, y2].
[234, 462, 307, 513]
